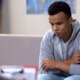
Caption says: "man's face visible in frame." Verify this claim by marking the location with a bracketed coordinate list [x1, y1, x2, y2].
[49, 12, 72, 39]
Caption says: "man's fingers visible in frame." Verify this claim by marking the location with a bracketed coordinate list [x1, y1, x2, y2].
[42, 61, 46, 70]
[76, 60, 80, 64]
[74, 57, 80, 64]
[42, 60, 49, 70]
[42, 63, 49, 70]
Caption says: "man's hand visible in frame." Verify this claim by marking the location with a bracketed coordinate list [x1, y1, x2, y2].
[70, 51, 80, 64]
[42, 58, 70, 73]
[41, 51, 80, 73]
[42, 58, 58, 70]
[64, 52, 80, 64]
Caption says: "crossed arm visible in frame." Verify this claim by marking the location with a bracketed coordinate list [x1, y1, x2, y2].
[42, 51, 80, 74]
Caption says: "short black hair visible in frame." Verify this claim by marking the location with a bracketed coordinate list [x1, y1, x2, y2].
[48, 1, 71, 18]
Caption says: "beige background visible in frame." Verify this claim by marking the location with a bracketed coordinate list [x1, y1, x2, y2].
[2, 0, 80, 35]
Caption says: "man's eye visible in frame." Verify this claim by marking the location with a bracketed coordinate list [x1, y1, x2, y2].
[57, 23, 63, 25]
[51, 23, 54, 26]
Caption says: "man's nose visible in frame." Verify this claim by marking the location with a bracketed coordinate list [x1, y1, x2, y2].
[53, 25, 58, 31]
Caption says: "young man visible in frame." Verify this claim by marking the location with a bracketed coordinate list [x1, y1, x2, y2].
[38, 1, 80, 80]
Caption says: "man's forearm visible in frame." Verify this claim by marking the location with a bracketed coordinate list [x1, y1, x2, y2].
[42, 58, 70, 73]
[63, 59, 74, 64]
[55, 61, 70, 73]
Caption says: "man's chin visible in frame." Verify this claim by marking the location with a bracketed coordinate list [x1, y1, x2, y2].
[56, 34, 62, 38]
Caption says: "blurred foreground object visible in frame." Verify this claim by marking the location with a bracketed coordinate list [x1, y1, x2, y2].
[0, 65, 37, 80]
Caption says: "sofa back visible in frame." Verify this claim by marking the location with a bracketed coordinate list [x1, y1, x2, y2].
[0, 34, 42, 66]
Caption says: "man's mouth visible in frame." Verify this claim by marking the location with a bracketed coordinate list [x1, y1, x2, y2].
[55, 32, 60, 35]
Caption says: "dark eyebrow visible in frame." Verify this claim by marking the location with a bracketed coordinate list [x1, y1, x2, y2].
[49, 22, 54, 25]
[49, 21, 63, 24]
[49, 21, 54, 24]
[56, 22, 63, 25]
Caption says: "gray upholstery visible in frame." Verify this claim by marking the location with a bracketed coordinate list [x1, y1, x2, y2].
[0, 35, 42, 66]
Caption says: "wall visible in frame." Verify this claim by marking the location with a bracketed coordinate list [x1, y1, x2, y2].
[2, 0, 80, 35]
[2, 0, 10, 33]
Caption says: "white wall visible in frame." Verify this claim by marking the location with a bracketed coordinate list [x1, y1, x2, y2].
[2, 0, 80, 35]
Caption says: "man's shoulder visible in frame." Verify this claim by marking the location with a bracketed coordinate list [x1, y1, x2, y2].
[43, 29, 54, 40]
[73, 19, 80, 27]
